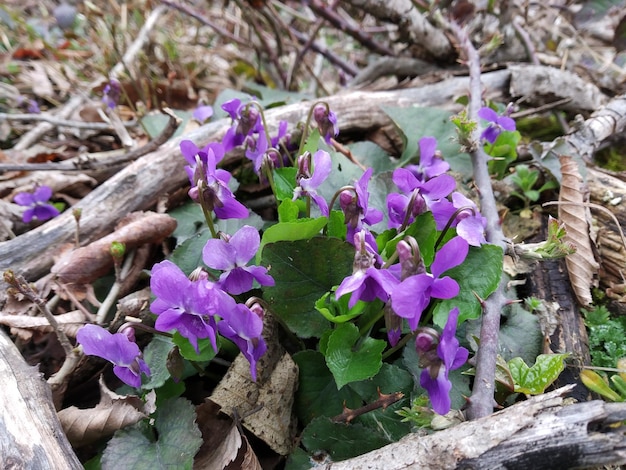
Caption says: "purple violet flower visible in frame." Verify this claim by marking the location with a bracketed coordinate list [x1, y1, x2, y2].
[386, 169, 456, 229]
[14, 186, 60, 223]
[418, 307, 469, 415]
[202, 225, 275, 295]
[193, 104, 213, 123]
[478, 107, 516, 144]
[179, 140, 248, 220]
[405, 137, 450, 181]
[313, 104, 339, 145]
[335, 231, 399, 308]
[244, 131, 269, 173]
[150, 260, 231, 353]
[340, 168, 383, 243]
[431, 192, 487, 246]
[221, 98, 262, 152]
[77, 323, 150, 388]
[390, 236, 468, 331]
[102, 79, 122, 109]
[218, 302, 267, 381]
[293, 150, 332, 216]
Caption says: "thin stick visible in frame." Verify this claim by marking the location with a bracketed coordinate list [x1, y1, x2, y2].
[0, 112, 136, 130]
[0, 109, 181, 173]
[446, 20, 508, 421]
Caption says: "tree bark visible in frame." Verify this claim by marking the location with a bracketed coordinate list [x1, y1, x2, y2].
[319, 386, 626, 469]
[0, 328, 82, 469]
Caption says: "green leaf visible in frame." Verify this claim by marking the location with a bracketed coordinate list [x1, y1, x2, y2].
[141, 110, 189, 139]
[257, 217, 328, 264]
[273, 167, 298, 202]
[580, 369, 622, 401]
[487, 130, 521, 178]
[327, 209, 347, 239]
[508, 353, 569, 395]
[169, 202, 264, 246]
[433, 244, 503, 327]
[172, 332, 218, 362]
[261, 238, 354, 337]
[382, 106, 471, 176]
[325, 323, 386, 389]
[168, 230, 212, 276]
[346, 141, 395, 173]
[315, 292, 368, 323]
[101, 398, 202, 470]
[497, 303, 543, 364]
[277, 198, 300, 222]
[380, 211, 437, 265]
[347, 363, 413, 441]
[142, 335, 175, 390]
[301, 417, 389, 461]
[293, 350, 363, 425]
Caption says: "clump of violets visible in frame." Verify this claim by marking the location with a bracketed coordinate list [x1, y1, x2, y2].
[150, 226, 273, 380]
[77, 324, 150, 388]
[478, 106, 516, 143]
[14, 185, 60, 223]
[415, 307, 469, 415]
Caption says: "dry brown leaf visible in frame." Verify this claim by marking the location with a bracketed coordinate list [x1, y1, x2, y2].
[209, 312, 298, 456]
[193, 400, 263, 470]
[209, 352, 298, 456]
[558, 155, 599, 305]
[51, 211, 176, 284]
[58, 378, 153, 447]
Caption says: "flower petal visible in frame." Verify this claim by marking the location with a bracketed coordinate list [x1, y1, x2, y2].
[431, 236, 469, 278]
[229, 226, 261, 265]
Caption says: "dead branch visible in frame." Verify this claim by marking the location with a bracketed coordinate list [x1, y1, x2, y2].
[319, 386, 626, 470]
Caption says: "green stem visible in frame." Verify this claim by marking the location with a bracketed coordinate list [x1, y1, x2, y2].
[201, 204, 218, 238]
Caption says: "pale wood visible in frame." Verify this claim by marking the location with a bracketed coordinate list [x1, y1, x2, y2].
[319, 386, 626, 469]
[0, 328, 82, 469]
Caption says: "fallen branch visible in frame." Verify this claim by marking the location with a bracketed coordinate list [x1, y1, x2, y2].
[319, 386, 626, 469]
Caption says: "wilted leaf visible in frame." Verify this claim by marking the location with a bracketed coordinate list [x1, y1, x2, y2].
[209, 352, 298, 456]
[558, 155, 599, 305]
[194, 400, 262, 470]
[209, 312, 298, 455]
[58, 379, 151, 447]
[52, 212, 177, 284]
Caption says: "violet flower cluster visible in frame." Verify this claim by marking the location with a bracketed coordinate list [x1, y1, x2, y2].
[150, 225, 273, 381]
[330, 135, 487, 414]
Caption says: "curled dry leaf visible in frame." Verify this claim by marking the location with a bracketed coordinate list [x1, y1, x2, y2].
[558, 155, 599, 305]
[57, 377, 154, 447]
[194, 400, 262, 470]
[51, 211, 176, 284]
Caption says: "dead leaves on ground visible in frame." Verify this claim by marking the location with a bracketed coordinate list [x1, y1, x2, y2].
[58, 377, 156, 447]
[558, 155, 599, 305]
